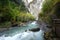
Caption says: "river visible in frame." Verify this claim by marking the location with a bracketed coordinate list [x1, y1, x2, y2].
[0, 21, 44, 40]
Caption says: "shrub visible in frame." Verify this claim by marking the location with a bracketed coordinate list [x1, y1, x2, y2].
[17, 13, 35, 22]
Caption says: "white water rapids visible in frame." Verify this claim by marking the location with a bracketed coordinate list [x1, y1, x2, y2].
[0, 30, 44, 40]
[0, 21, 44, 40]
[0, 0, 45, 40]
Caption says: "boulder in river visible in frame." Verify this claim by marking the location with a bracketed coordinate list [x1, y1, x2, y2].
[29, 28, 40, 32]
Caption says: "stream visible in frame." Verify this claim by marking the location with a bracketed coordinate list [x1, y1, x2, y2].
[0, 21, 44, 40]
[0, 0, 45, 40]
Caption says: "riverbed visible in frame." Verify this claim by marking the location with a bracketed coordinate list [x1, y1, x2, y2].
[0, 21, 44, 40]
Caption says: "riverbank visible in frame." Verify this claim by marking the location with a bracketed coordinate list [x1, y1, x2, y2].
[0, 21, 40, 36]
[0, 21, 35, 32]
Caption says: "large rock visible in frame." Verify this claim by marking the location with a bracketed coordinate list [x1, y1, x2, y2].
[29, 28, 40, 32]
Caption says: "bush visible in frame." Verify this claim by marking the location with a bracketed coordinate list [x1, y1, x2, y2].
[39, 0, 55, 24]
[0, 0, 35, 28]
[17, 12, 35, 22]
[42, 0, 54, 13]
[39, 12, 52, 24]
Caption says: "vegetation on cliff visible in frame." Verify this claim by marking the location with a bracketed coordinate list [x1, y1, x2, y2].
[0, 0, 35, 28]
[38, 0, 60, 40]
[39, 0, 60, 24]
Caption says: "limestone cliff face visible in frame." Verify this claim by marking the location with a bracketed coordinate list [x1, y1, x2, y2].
[11, 0, 44, 20]
[23, 0, 44, 20]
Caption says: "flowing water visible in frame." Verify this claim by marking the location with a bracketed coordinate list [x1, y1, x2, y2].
[0, 21, 44, 40]
[0, 0, 46, 40]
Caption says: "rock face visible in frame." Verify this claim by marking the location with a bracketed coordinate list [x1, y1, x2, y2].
[52, 19, 60, 37]
[23, 0, 44, 20]
[29, 28, 40, 32]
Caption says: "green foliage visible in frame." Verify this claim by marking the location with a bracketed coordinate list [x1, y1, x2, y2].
[39, 13, 51, 24]
[42, 0, 54, 13]
[19, 2, 27, 12]
[39, 0, 60, 24]
[17, 12, 35, 22]
[39, 0, 55, 24]
[0, 0, 34, 20]
[0, 0, 35, 24]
